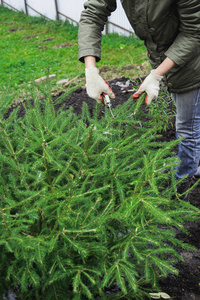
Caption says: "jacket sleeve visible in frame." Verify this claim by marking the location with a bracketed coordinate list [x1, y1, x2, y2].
[165, 0, 200, 67]
[78, 0, 117, 63]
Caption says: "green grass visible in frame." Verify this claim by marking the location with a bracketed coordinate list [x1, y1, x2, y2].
[0, 5, 149, 98]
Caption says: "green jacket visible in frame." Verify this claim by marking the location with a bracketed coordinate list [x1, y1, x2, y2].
[78, 0, 200, 93]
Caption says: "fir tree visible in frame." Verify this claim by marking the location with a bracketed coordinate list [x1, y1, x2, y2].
[0, 83, 199, 300]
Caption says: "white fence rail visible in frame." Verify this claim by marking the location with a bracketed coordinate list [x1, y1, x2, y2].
[1, 0, 134, 35]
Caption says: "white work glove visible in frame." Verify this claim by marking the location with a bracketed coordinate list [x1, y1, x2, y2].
[85, 67, 115, 103]
[132, 70, 163, 105]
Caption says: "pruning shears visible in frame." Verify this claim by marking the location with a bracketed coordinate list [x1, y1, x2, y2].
[100, 93, 115, 119]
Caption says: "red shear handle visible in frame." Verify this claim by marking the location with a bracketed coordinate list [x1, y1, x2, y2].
[132, 83, 142, 100]
[100, 92, 106, 105]
[132, 92, 149, 104]
[100, 81, 115, 105]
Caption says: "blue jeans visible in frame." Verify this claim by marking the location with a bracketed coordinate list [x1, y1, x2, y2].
[172, 88, 200, 178]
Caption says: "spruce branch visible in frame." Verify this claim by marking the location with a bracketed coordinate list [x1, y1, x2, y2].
[83, 124, 94, 157]
[0, 208, 11, 235]
[133, 92, 146, 115]
[42, 139, 53, 189]
[0, 119, 21, 170]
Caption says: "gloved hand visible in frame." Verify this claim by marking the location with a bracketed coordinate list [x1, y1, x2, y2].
[132, 70, 163, 105]
[85, 67, 115, 103]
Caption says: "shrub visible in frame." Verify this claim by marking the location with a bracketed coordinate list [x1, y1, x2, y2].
[0, 86, 199, 300]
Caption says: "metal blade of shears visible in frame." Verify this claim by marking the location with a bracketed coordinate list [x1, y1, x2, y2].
[100, 93, 115, 118]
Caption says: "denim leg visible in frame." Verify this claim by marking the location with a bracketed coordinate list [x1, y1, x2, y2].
[171, 88, 200, 178]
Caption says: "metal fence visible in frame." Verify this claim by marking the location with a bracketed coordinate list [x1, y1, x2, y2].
[0, 0, 134, 35]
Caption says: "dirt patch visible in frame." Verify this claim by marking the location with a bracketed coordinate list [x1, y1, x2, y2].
[41, 37, 56, 42]
[8, 28, 23, 33]
[100, 65, 116, 73]
[38, 45, 47, 49]
[23, 35, 36, 40]
[52, 43, 76, 48]
[0, 22, 14, 25]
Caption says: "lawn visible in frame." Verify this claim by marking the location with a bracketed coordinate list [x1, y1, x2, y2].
[0, 5, 149, 99]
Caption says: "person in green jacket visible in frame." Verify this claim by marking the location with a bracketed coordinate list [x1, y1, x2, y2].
[78, 0, 200, 192]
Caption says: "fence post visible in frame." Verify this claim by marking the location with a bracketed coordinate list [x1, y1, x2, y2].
[24, 0, 28, 15]
[1, 0, 4, 6]
[105, 22, 108, 34]
[54, 0, 59, 20]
